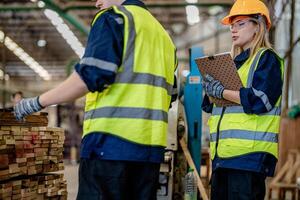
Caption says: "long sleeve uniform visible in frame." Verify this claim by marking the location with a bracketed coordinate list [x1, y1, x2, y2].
[76, 0, 177, 163]
[202, 49, 282, 176]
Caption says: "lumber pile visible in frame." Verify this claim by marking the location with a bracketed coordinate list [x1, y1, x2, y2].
[0, 174, 67, 200]
[268, 149, 300, 200]
[0, 111, 48, 127]
[0, 111, 67, 199]
[0, 126, 65, 180]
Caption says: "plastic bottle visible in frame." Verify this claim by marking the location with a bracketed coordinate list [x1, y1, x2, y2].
[184, 168, 197, 200]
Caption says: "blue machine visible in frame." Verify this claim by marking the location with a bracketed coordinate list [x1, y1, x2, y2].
[183, 47, 204, 173]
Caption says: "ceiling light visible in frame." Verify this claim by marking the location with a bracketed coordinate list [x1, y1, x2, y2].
[186, 5, 200, 25]
[0, 30, 51, 80]
[185, 0, 197, 3]
[37, 39, 47, 47]
[44, 9, 85, 58]
[37, 1, 45, 8]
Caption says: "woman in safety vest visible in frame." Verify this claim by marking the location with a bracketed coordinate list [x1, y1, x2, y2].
[202, 0, 284, 199]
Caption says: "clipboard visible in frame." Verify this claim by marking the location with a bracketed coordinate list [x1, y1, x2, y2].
[195, 52, 243, 107]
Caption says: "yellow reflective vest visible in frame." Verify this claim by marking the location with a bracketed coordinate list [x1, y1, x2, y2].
[82, 5, 177, 147]
[208, 48, 284, 160]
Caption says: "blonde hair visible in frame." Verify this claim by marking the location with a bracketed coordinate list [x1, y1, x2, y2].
[231, 16, 272, 59]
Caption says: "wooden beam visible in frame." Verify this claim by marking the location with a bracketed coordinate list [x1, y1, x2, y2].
[179, 138, 209, 200]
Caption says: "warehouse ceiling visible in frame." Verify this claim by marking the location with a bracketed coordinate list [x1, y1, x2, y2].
[0, 0, 233, 94]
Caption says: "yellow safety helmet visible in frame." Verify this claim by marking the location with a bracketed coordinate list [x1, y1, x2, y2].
[221, 0, 271, 30]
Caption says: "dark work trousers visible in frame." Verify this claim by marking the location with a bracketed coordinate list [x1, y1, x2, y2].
[211, 168, 266, 200]
[76, 159, 160, 200]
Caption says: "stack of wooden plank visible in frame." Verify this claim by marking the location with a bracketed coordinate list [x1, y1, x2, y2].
[0, 174, 67, 200]
[0, 126, 65, 180]
[0, 112, 67, 199]
[0, 111, 48, 127]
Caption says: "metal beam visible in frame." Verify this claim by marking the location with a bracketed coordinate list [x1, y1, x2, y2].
[0, 2, 90, 36]
[64, 3, 231, 11]
[0, 5, 41, 12]
[177, 28, 228, 50]
[0, 1, 232, 12]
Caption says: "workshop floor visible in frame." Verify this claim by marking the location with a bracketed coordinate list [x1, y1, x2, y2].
[64, 163, 79, 200]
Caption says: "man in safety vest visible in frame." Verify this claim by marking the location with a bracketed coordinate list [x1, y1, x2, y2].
[14, 0, 177, 199]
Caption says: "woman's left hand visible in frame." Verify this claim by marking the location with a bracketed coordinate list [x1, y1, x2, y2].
[203, 74, 225, 99]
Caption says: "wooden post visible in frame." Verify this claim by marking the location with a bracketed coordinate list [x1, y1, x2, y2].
[264, 0, 276, 43]
[283, 0, 295, 112]
[179, 138, 209, 200]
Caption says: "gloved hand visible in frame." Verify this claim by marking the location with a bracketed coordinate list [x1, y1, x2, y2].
[203, 74, 225, 99]
[14, 97, 43, 120]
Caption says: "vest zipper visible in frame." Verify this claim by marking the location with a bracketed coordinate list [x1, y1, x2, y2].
[215, 106, 226, 156]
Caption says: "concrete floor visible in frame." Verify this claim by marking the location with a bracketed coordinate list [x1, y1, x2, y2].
[64, 163, 79, 200]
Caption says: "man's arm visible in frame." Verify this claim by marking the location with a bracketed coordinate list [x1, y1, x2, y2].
[14, 11, 125, 120]
[14, 72, 88, 120]
[39, 71, 88, 107]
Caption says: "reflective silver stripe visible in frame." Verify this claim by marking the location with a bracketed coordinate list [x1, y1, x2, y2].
[212, 107, 242, 115]
[246, 48, 266, 87]
[114, 6, 173, 96]
[84, 107, 168, 122]
[114, 17, 124, 24]
[210, 130, 278, 143]
[116, 73, 173, 96]
[80, 57, 118, 73]
[118, 6, 135, 72]
[252, 88, 273, 111]
[212, 106, 281, 116]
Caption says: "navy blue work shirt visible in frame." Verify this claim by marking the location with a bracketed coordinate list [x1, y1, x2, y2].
[75, 0, 169, 163]
[202, 49, 282, 176]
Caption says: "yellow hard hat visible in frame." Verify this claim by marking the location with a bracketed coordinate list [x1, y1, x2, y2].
[221, 0, 271, 30]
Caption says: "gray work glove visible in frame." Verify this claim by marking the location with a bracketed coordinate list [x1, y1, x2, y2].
[203, 74, 225, 99]
[14, 97, 43, 120]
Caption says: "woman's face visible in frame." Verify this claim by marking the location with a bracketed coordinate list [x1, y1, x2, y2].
[230, 16, 258, 50]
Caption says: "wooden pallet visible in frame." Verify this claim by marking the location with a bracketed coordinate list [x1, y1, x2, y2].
[268, 149, 300, 200]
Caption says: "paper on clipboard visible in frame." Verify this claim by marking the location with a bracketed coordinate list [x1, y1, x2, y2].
[195, 52, 243, 107]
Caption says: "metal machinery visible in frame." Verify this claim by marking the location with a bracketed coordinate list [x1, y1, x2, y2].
[157, 47, 204, 200]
